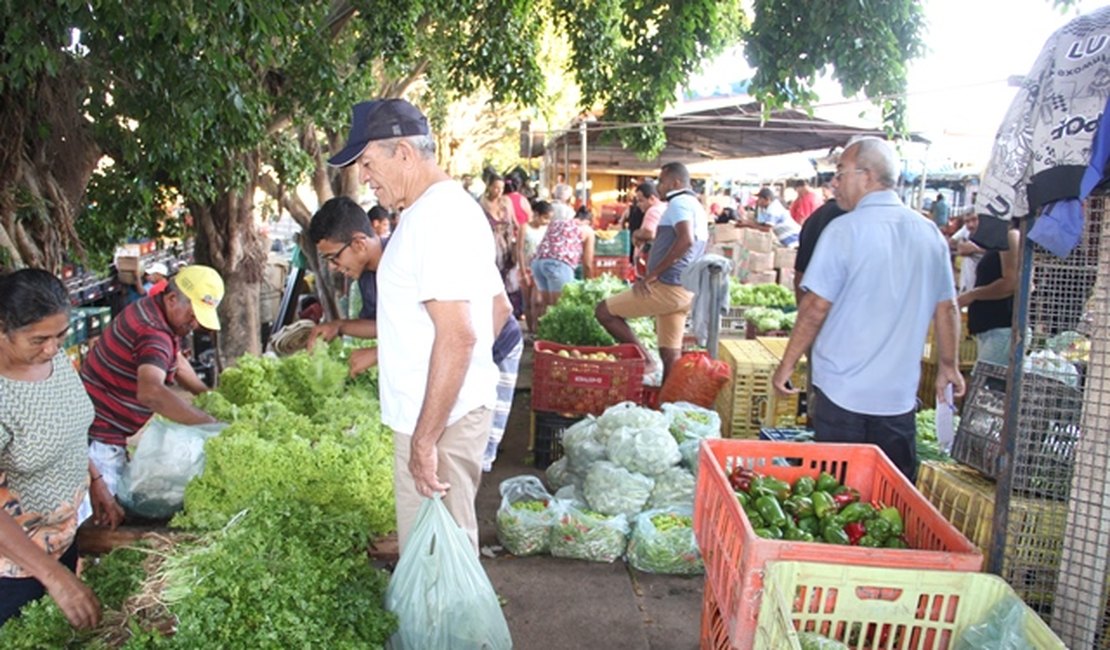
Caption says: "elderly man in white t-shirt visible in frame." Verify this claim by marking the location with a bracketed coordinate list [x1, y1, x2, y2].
[328, 99, 506, 554]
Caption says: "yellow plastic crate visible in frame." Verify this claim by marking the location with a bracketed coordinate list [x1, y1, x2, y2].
[916, 461, 1069, 603]
[922, 312, 977, 369]
[756, 336, 808, 391]
[754, 561, 1066, 650]
[714, 340, 800, 438]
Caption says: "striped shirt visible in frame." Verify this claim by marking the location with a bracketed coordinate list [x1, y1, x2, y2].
[80, 295, 179, 446]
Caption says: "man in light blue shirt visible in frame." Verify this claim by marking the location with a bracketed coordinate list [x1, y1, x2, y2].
[771, 137, 965, 481]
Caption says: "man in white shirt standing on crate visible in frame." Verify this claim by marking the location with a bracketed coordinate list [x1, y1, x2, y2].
[771, 137, 965, 481]
[328, 99, 506, 554]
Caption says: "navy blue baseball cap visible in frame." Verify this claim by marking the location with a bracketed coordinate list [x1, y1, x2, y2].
[327, 99, 430, 167]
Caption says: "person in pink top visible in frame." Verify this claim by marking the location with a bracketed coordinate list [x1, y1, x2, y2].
[504, 177, 533, 227]
[530, 206, 595, 316]
[632, 180, 666, 276]
[789, 178, 820, 225]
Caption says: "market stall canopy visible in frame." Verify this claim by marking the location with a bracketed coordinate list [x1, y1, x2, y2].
[544, 102, 928, 176]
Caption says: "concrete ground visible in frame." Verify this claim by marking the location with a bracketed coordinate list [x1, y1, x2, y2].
[476, 344, 705, 650]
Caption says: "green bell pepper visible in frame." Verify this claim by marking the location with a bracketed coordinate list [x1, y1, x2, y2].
[815, 471, 840, 493]
[763, 477, 793, 501]
[883, 537, 908, 549]
[856, 534, 882, 548]
[864, 517, 892, 541]
[838, 502, 875, 524]
[783, 495, 815, 519]
[878, 507, 905, 537]
[746, 510, 766, 529]
[792, 475, 816, 497]
[748, 476, 773, 499]
[754, 526, 783, 540]
[812, 491, 837, 519]
[821, 520, 851, 545]
[795, 516, 819, 535]
[735, 491, 751, 508]
[783, 526, 816, 542]
[755, 495, 788, 529]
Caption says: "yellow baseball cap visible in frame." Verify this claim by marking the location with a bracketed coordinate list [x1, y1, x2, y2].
[175, 265, 224, 330]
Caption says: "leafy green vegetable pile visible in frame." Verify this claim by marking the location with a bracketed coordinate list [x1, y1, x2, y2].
[729, 280, 795, 308]
[915, 409, 957, 463]
[743, 306, 796, 333]
[177, 343, 395, 536]
[536, 277, 656, 348]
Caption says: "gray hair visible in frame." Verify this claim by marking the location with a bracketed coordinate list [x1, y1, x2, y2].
[375, 134, 437, 159]
[846, 136, 898, 188]
[552, 183, 573, 202]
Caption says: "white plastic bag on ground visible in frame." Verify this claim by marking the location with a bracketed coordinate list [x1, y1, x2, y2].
[545, 456, 571, 491]
[606, 425, 681, 476]
[595, 401, 669, 445]
[647, 466, 696, 510]
[495, 476, 553, 557]
[626, 507, 704, 575]
[661, 401, 722, 443]
[583, 460, 654, 518]
[562, 416, 607, 473]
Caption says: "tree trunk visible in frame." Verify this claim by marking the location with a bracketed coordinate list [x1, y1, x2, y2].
[189, 153, 267, 365]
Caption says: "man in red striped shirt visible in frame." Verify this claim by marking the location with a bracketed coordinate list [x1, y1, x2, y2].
[80, 265, 223, 526]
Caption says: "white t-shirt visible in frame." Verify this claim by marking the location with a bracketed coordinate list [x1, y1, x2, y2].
[376, 180, 503, 434]
[950, 225, 983, 294]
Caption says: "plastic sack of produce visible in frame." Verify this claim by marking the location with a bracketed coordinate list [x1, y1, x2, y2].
[626, 507, 703, 575]
[795, 632, 850, 649]
[954, 595, 1038, 650]
[647, 466, 695, 509]
[583, 460, 654, 517]
[553, 484, 587, 508]
[495, 476, 553, 557]
[661, 401, 722, 443]
[545, 456, 571, 490]
[595, 401, 668, 445]
[657, 352, 731, 408]
[562, 416, 607, 473]
[548, 498, 630, 563]
[117, 418, 228, 518]
[606, 425, 681, 476]
[385, 495, 512, 650]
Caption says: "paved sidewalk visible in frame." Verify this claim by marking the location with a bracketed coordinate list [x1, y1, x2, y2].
[476, 345, 704, 650]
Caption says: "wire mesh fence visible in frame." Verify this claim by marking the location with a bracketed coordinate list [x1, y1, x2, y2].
[997, 196, 1108, 648]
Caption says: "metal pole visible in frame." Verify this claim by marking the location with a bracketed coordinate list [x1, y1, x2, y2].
[579, 120, 588, 207]
[707, 265, 722, 359]
[988, 217, 1033, 574]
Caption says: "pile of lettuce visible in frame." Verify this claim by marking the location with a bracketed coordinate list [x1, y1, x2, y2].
[743, 306, 797, 334]
[536, 277, 657, 348]
[729, 280, 795, 308]
[177, 342, 395, 536]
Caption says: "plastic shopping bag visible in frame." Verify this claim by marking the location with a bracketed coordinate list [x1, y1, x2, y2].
[495, 476, 553, 557]
[385, 496, 512, 650]
[657, 352, 731, 408]
[117, 417, 228, 518]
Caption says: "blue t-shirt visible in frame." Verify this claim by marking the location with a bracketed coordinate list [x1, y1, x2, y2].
[647, 191, 707, 285]
[802, 190, 955, 415]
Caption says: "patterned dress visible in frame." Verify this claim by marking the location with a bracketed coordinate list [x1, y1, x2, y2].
[0, 351, 94, 578]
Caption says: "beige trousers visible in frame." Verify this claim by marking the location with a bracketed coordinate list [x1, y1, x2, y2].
[393, 407, 492, 555]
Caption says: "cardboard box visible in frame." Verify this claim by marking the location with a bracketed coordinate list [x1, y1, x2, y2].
[778, 267, 795, 288]
[743, 270, 778, 285]
[116, 254, 141, 285]
[742, 229, 775, 254]
[774, 247, 798, 269]
[710, 243, 743, 264]
[710, 224, 742, 244]
[747, 251, 775, 273]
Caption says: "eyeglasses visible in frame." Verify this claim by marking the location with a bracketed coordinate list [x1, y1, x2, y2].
[834, 168, 867, 180]
[320, 240, 354, 264]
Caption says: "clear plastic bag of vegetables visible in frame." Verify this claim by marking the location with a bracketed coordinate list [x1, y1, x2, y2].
[626, 507, 703, 575]
[545, 456, 571, 491]
[562, 417, 607, 473]
[495, 476, 553, 557]
[553, 484, 587, 508]
[661, 401, 722, 443]
[548, 498, 630, 563]
[595, 401, 669, 445]
[606, 424, 681, 476]
[647, 466, 696, 509]
[583, 460, 655, 517]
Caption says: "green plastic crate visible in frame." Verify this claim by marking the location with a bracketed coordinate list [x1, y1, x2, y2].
[593, 229, 630, 257]
[754, 561, 1066, 649]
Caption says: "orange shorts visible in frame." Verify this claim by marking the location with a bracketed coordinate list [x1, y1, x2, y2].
[604, 281, 693, 349]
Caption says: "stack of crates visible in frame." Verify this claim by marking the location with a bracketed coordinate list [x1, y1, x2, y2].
[591, 230, 631, 280]
[714, 340, 802, 438]
[919, 310, 976, 406]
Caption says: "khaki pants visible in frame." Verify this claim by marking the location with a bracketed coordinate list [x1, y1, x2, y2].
[393, 407, 492, 555]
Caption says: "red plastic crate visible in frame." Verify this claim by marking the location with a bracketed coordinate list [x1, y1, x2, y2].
[531, 340, 645, 415]
[700, 584, 737, 650]
[693, 440, 982, 650]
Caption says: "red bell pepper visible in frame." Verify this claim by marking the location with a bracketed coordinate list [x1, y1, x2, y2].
[843, 521, 866, 546]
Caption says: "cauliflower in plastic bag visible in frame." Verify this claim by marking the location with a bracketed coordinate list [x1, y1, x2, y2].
[661, 402, 722, 443]
[626, 507, 703, 575]
[562, 417, 607, 473]
[495, 476, 554, 557]
[595, 401, 669, 445]
[647, 466, 695, 510]
[549, 499, 630, 563]
[545, 457, 571, 491]
[606, 425, 681, 476]
[583, 460, 654, 518]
